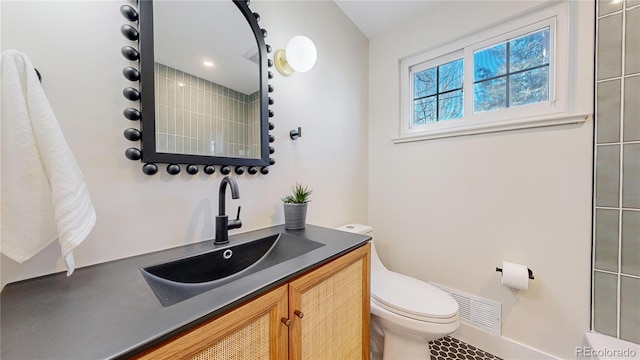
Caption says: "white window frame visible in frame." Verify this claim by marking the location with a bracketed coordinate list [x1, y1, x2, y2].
[395, 2, 587, 143]
[411, 50, 465, 123]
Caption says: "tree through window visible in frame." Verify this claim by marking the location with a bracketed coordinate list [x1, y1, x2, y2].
[413, 58, 463, 124]
[474, 27, 550, 112]
[399, 3, 573, 141]
[410, 27, 551, 128]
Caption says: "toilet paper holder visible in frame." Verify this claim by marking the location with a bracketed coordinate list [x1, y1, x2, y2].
[496, 266, 535, 280]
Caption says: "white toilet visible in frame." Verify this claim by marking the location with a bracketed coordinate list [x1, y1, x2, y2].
[336, 224, 460, 360]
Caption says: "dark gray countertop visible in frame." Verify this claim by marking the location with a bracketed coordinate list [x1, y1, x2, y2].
[0, 224, 370, 360]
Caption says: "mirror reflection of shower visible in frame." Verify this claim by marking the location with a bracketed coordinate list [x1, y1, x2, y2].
[153, 0, 260, 159]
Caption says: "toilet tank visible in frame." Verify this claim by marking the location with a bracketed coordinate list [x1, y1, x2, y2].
[334, 224, 373, 236]
[334, 224, 387, 274]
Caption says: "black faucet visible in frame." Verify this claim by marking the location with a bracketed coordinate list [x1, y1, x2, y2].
[214, 176, 242, 245]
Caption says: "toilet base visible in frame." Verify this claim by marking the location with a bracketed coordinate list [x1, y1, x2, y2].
[382, 329, 430, 360]
[371, 310, 459, 360]
[371, 318, 385, 360]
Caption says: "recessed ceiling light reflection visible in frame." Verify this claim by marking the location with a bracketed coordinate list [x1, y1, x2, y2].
[203, 61, 214, 67]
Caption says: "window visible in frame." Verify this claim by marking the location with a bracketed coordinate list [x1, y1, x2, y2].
[474, 28, 550, 113]
[413, 58, 464, 124]
[397, 3, 583, 142]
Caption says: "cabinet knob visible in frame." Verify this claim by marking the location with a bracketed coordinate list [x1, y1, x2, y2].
[281, 317, 291, 326]
[294, 310, 304, 318]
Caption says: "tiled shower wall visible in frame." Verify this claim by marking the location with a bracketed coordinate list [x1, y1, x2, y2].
[246, 91, 261, 158]
[154, 63, 261, 158]
[593, 0, 640, 344]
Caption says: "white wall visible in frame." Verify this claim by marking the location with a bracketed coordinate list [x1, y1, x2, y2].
[368, 1, 594, 359]
[0, 0, 368, 286]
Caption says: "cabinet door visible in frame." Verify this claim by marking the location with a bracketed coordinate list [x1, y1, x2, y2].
[135, 285, 288, 360]
[288, 243, 370, 360]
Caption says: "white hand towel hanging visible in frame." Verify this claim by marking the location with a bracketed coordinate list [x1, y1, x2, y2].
[1, 49, 96, 276]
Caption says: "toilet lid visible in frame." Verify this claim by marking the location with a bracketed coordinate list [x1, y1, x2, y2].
[371, 270, 458, 321]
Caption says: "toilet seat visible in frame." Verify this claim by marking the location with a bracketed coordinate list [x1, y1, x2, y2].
[371, 269, 458, 324]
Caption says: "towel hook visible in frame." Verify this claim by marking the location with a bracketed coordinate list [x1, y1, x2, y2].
[290, 127, 302, 140]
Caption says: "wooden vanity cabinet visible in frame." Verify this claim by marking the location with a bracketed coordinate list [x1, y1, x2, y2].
[135, 243, 370, 360]
[134, 284, 289, 360]
[289, 243, 370, 359]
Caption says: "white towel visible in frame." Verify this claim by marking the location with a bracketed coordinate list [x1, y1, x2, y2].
[1, 49, 96, 276]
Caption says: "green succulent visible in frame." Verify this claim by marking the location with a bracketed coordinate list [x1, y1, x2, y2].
[282, 183, 312, 204]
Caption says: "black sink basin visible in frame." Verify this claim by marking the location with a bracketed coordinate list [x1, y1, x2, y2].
[141, 233, 324, 306]
[143, 234, 278, 283]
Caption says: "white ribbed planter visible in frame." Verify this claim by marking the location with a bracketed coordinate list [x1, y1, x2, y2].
[283, 203, 308, 230]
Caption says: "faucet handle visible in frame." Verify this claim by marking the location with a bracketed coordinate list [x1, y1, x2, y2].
[229, 206, 242, 230]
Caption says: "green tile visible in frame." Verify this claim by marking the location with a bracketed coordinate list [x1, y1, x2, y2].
[176, 83, 184, 110]
[175, 111, 185, 136]
[190, 86, 198, 111]
[157, 76, 167, 106]
[198, 115, 206, 142]
[157, 63, 167, 78]
[204, 91, 212, 116]
[205, 79, 213, 93]
[167, 79, 176, 108]
[167, 134, 176, 153]
[595, 209, 620, 272]
[624, 76, 640, 141]
[596, 145, 621, 207]
[620, 276, 640, 343]
[621, 211, 640, 276]
[189, 137, 197, 155]
[167, 108, 176, 136]
[156, 133, 167, 153]
[157, 105, 167, 134]
[594, 271, 619, 337]
[176, 69, 184, 85]
[199, 90, 206, 114]
[599, 0, 623, 16]
[597, 79, 621, 143]
[598, 14, 623, 80]
[625, 8, 640, 75]
[622, 144, 640, 208]
[175, 136, 184, 154]
[190, 113, 198, 138]
[182, 87, 190, 112]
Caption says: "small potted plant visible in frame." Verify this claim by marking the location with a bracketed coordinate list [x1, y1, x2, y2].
[282, 183, 312, 230]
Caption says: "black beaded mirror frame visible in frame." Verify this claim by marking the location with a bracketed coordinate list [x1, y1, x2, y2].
[119, 0, 275, 176]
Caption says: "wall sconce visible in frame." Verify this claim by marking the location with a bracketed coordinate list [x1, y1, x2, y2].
[274, 36, 317, 76]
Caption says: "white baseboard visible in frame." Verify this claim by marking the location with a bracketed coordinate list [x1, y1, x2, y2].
[451, 323, 560, 360]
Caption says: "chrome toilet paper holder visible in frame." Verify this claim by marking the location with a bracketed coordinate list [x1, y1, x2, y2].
[496, 266, 535, 280]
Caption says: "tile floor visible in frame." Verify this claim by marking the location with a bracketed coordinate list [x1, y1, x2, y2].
[429, 336, 503, 360]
